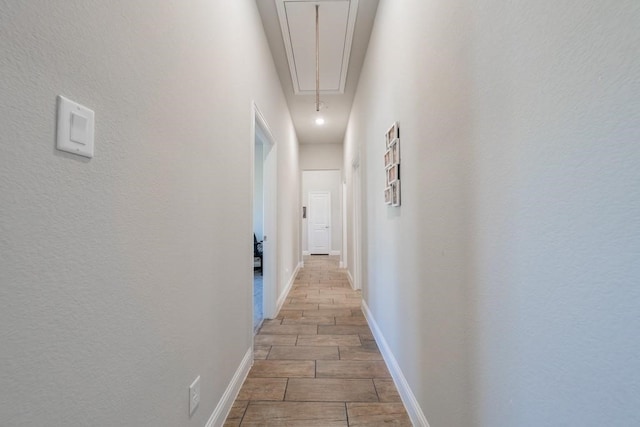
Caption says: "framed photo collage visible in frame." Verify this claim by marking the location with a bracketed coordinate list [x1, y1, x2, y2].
[384, 122, 401, 206]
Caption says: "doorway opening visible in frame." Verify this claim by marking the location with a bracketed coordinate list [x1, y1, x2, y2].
[252, 103, 277, 335]
[301, 170, 342, 258]
[253, 140, 265, 332]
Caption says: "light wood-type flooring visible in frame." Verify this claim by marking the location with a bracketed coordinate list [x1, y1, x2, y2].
[224, 255, 411, 426]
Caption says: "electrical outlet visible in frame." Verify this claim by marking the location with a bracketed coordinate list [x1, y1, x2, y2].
[189, 376, 200, 416]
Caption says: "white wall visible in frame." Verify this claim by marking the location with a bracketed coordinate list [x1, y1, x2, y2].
[302, 170, 342, 254]
[345, 0, 640, 425]
[0, 1, 298, 426]
[300, 143, 343, 170]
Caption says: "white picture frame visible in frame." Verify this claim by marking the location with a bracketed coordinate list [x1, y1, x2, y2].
[391, 181, 401, 207]
[390, 138, 400, 164]
[387, 163, 399, 184]
[385, 122, 399, 147]
[384, 149, 392, 168]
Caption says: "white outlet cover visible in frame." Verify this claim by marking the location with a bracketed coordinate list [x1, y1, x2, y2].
[56, 95, 95, 158]
[189, 376, 200, 416]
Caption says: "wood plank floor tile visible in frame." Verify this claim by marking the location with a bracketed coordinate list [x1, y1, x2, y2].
[227, 400, 248, 419]
[319, 288, 353, 294]
[285, 378, 378, 402]
[253, 345, 271, 360]
[290, 296, 334, 304]
[316, 360, 391, 378]
[268, 345, 339, 360]
[296, 334, 361, 347]
[276, 310, 303, 319]
[249, 360, 315, 378]
[278, 303, 319, 311]
[241, 402, 347, 426]
[254, 334, 297, 346]
[319, 302, 361, 309]
[288, 289, 320, 297]
[318, 325, 373, 336]
[302, 308, 353, 317]
[259, 323, 318, 335]
[346, 402, 412, 426]
[359, 337, 378, 348]
[222, 400, 248, 427]
[237, 378, 287, 401]
[374, 379, 402, 402]
[335, 316, 368, 326]
[281, 316, 336, 325]
[338, 345, 383, 361]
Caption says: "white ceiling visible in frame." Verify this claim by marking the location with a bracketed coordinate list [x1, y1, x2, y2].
[257, 0, 379, 144]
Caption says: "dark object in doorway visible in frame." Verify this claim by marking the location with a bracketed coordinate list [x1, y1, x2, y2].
[254, 234, 263, 275]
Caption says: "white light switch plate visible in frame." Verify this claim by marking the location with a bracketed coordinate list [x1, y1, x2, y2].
[56, 95, 94, 158]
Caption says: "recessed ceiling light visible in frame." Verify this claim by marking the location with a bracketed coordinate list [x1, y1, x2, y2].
[315, 117, 325, 125]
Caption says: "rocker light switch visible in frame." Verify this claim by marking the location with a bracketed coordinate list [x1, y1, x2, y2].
[69, 111, 89, 144]
[56, 95, 94, 158]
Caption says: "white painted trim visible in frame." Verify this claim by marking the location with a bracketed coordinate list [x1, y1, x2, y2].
[303, 250, 310, 256]
[205, 347, 253, 427]
[275, 262, 302, 315]
[361, 301, 430, 427]
[346, 270, 355, 290]
[329, 250, 341, 256]
[339, 262, 345, 269]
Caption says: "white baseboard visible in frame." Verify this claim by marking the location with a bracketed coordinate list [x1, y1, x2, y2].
[302, 251, 310, 256]
[339, 261, 345, 269]
[361, 301, 430, 427]
[276, 262, 301, 314]
[205, 347, 252, 427]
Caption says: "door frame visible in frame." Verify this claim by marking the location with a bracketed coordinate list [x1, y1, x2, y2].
[252, 102, 278, 325]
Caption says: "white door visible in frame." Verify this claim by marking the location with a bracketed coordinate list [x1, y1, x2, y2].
[308, 191, 331, 254]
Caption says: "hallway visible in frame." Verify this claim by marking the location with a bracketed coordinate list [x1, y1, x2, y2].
[225, 256, 411, 426]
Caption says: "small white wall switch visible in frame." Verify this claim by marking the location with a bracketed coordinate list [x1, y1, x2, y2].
[56, 95, 94, 158]
[189, 376, 200, 416]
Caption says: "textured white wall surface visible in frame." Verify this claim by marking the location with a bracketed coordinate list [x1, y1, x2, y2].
[301, 170, 343, 253]
[344, 0, 640, 425]
[0, 1, 298, 426]
[300, 143, 344, 170]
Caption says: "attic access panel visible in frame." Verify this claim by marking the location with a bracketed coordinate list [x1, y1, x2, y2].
[276, 0, 359, 95]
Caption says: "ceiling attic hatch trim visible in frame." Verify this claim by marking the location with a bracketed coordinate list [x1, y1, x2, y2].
[276, 0, 359, 95]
